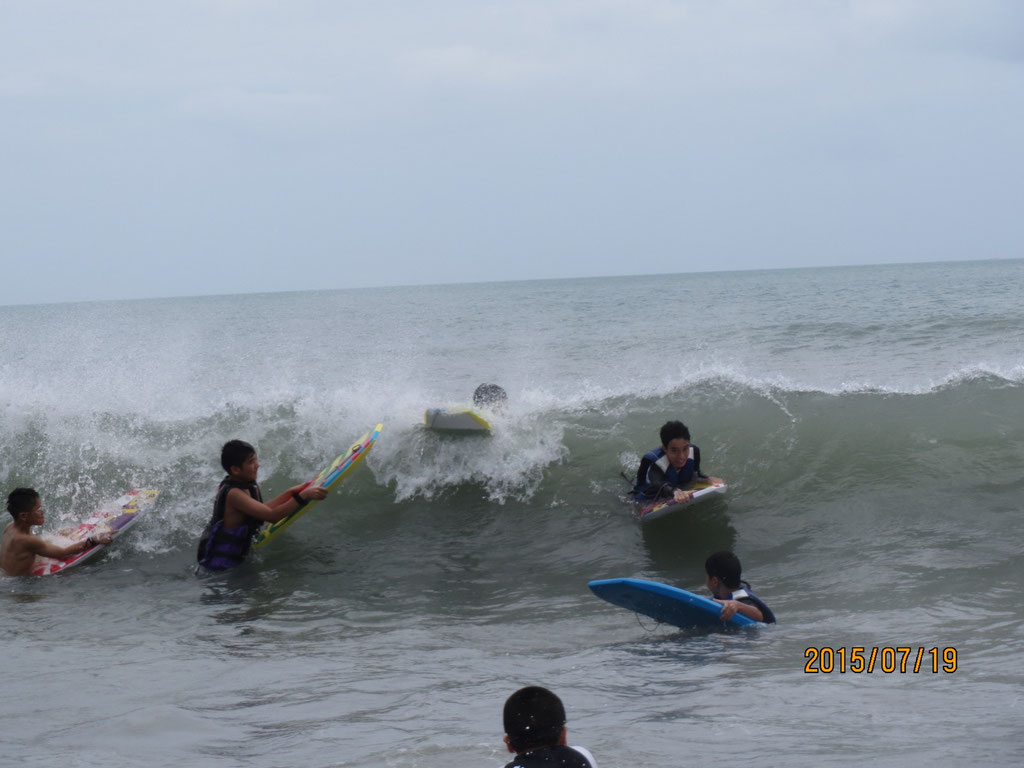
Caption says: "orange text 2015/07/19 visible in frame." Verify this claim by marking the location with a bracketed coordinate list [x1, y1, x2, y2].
[803, 647, 958, 674]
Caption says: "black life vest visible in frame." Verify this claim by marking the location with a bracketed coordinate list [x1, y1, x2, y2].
[731, 582, 777, 624]
[633, 445, 697, 500]
[196, 478, 263, 571]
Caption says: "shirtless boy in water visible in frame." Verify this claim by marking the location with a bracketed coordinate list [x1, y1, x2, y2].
[0, 488, 112, 576]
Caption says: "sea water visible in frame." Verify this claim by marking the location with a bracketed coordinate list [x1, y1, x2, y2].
[1, 259, 1022, 767]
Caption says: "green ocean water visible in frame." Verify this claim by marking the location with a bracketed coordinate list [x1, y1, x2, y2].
[2, 259, 1023, 767]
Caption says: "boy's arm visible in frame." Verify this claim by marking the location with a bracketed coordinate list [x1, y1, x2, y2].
[264, 482, 326, 508]
[227, 485, 329, 524]
[27, 532, 113, 560]
[716, 598, 764, 623]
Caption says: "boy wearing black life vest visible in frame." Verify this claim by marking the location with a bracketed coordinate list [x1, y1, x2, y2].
[632, 420, 723, 503]
[705, 550, 776, 624]
[196, 440, 328, 572]
[501, 686, 597, 768]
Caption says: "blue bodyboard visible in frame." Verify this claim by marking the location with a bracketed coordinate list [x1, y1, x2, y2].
[588, 577, 763, 629]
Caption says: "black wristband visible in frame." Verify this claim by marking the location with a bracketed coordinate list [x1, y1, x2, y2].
[85, 537, 95, 548]
[291, 491, 305, 506]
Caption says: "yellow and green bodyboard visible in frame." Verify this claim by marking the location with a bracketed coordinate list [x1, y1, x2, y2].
[253, 423, 382, 548]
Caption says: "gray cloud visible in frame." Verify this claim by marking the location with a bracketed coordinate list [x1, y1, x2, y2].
[1, 0, 1022, 304]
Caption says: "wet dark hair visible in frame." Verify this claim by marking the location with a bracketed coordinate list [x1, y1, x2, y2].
[7, 488, 40, 521]
[221, 440, 256, 473]
[503, 685, 566, 752]
[705, 550, 743, 589]
[660, 420, 691, 447]
[473, 383, 508, 408]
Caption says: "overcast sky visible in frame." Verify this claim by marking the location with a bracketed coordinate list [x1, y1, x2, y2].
[1, 1, 1022, 305]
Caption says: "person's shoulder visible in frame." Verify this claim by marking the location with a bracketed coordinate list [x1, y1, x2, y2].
[0, 527, 39, 562]
[4, 524, 35, 544]
[224, 484, 257, 500]
[571, 745, 597, 767]
[502, 746, 596, 768]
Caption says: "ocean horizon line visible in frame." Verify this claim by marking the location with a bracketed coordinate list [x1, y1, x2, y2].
[2, 254, 1020, 310]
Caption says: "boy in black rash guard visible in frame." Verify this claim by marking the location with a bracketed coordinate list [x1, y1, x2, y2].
[502, 686, 597, 768]
[633, 420, 723, 503]
[705, 550, 776, 624]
